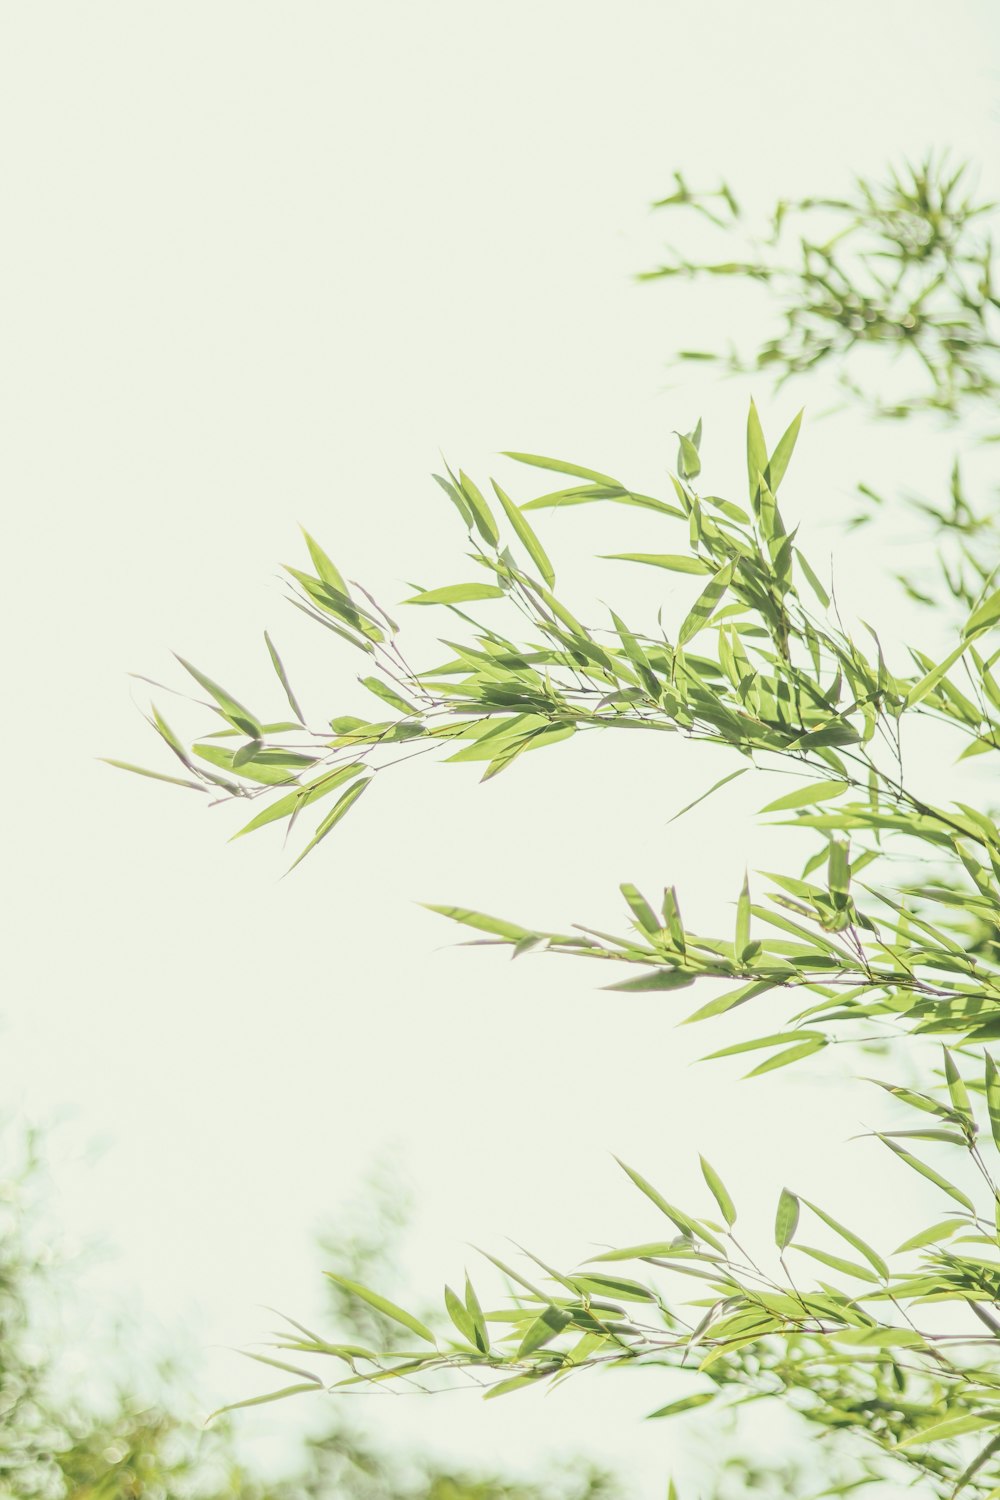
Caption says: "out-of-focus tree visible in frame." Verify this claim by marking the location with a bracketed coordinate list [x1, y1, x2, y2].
[0, 1130, 618, 1500]
[640, 156, 1000, 422]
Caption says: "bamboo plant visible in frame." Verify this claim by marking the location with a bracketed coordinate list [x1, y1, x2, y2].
[115, 157, 1000, 1498]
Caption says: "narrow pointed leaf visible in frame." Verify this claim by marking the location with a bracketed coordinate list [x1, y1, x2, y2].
[492, 480, 555, 588]
[517, 1306, 572, 1357]
[405, 584, 505, 606]
[100, 759, 207, 792]
[774, 1188, 799, 1250]
[503, 452, 620, 487]
[287, 777, 372, 871]
[323, 1274, 436, 1344]
[764, 408, 803, 493]
[174, 655, 262, 737]
[265, 632, 305, 723]
[699, 1156, 736, 1226]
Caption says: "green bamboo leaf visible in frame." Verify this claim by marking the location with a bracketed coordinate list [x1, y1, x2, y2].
[951, 1433, 1000, 1497]
[300, 529, 349, 595]
[517, 1306, 572, 1357]
[421, 905, 534, 941]
[573, 1273, 656, 1302]
[866, 1080, 961, 1121]
[194, 742, 312, 785]
[795, 548, 831, 607]
[791, 1245, 878, 1283]
[534, 582, 587, 635]
[405, 584, 506, 606]
[491, 480, 556, 588]
[483, 1374, 543, 1400]
[433, 471, 473, 528]
[614, 1157, 696, 1238]
[800, 1200, 888, 1279]
[646, 1392, 715, 1420]
[465, 1274, 490, 1353]
[746, 1039, 826, 1076]
[697, 1328, 777, 1374]
[682, 980, 775, 1024]
[264, 632, 305, 724]
[942, 1046, 972, 1119]
[174, 655, 262, 737]
[898, 1414, 994, 1448]
[877, 1128, 968, 1146]
[986, 1051, 1000, 1151]
[675, 432, 702, 479]
[666, 767, 749, 824]
[99, 759, 207, 792]
[473, 1247, 547, 1301]
[481, 723, 575, 781]
[893, 1219, 967, 1254]
[458, 471, 500, 546]
[662, 886, 685, 952]
[620, 882, 659, 935]
[774, 1188, 799, 1250]
[828, 839, 850, 898]
[522, 487, 682, 517]
[678, 561, 734, 647]
[832, 1327, 924, 1349]
[602, 553, 710, 575]
[359, 676, 419, 715]
[586, 1242, 689, 1263]
[207, 1382, 320, 1422]
[905, 638, 972, 706]
[323, 1274, 436, 1344]
[444, 1285, 477, 1344]
[614, 1157, 725, 1253]
[702, 1031, 824, 1062]
[232, 764, 364, 839]
[735, 872, 751, 957]
[746, 399, 768, 503]
[146, 705, 198, 769]
[285, 568, 378, 642]
[605, 967, 694, 993]
[764, 408, 803, 494]
[502, 451, 620, 487]
[877, 1135, 976, 1211]
[242, 1350, 324, 1382]
[287, 777, 372, 871]
[964, 587, 1000, 639]
[760, 779, 846, 813]
[699, 1156, 736, 1227]
[232, 739, 264, 769]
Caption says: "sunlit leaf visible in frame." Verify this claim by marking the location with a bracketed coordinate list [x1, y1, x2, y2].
[323, 1275, 436, 1344]
[699, 1156, 736, 1227]
[774, 1188, 799, 1250]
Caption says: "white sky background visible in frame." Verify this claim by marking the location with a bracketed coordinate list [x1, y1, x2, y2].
[4, 2, 1000, 1493]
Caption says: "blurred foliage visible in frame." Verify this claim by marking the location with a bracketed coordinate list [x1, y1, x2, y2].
[0, 1134, 617, 1500]
[117, 155, 1000, 1497]
[640, 155, 1000, 421]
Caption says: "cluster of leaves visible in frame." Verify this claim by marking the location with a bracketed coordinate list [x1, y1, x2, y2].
[245, 1048, 1000, 1498]
[640, 156, 1000, 420]
[117, 157, 1000, 1497]
[148, 405, 1000, 1495]
[118, 407, 1000, 1067]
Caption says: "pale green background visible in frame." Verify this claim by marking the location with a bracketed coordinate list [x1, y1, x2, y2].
[4, 2, 1000, 1491]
